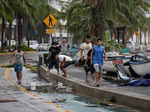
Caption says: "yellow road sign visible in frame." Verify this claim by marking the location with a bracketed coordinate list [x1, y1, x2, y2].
[43, 14, 57, 27]
[46, 29, 56, 34]
[135, 32, 140, 37]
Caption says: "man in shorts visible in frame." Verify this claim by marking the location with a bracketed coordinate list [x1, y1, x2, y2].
[47, 42, 61, 74]
[84, 49, 95, 82]
[91, 39, 106, 86]
[80, 35, 92, 82]
[11, 47, 26, 85]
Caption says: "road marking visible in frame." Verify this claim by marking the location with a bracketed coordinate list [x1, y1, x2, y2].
[56, 105, 62, 109]
[66, 110, 72, 112]
[5, 68, 67, 112]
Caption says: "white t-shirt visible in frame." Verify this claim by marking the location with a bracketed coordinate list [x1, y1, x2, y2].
[80, 42, 92, 59]
[58, 55, 72, 62]
[14, 50, 24, 64]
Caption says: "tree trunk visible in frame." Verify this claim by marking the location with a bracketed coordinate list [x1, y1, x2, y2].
[148, 32, 150, 44]
[144, 32, 147, 46]
[121, 27, 126, 45]
[27, 20, 30, 48]
[1, 17, 5, 50]
[91, 0, 105, 39]
[8, 22, 12, 51]
[17, 16, 23, 47]
[140, 29, 142, 45]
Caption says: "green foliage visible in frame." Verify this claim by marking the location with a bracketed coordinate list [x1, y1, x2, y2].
[61, 0, 93, 42]
[10, 45, 34, 51]
[21, 45, 35, 51]
[0, 64, 14, 68]
[103, 32, 124, 52]
[0, 0, 57, 46]
[63, 0, 150, 43]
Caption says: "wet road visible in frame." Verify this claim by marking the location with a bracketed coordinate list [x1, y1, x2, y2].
[0, 52, 60, 112]
[35, 51, 150, 96]
[0, 51, 149, 112]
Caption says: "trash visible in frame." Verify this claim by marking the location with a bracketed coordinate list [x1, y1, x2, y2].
[127, 78, 150, 86]
[52, 98, 66, 103]
[57, 82, 66, 89]
[31, 82, 36, 91]
[117, 71, 130, 81]
[115, 64, 130, 81]
[85, 104, 99, 107]
[66, 87, 72, 93]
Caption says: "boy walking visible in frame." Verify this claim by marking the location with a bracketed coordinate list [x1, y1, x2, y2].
[91, 39, 106, 86]
[80, 35, 92, 82]
[11, 47, 26, 85]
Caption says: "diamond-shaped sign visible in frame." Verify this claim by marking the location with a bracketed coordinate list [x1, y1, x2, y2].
[43, 14, 57, 27]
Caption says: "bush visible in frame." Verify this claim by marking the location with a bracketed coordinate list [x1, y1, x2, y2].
[103, 32, 125, 52]
[10, 45, 35, 51]
[21, 45, 35, 51]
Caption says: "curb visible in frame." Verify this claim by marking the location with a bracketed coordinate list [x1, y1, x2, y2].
[0, 51, 36, 56]
[39, 65, 150, 112]
[4, 68, 70, 112]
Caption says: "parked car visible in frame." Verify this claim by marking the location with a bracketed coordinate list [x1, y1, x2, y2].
[37, 43, 50, 51]
[30, 41, 39, 50]
[23, 40, 39, 50]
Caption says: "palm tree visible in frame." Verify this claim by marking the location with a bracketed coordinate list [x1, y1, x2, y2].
[85, 0, 150, 41]
[0, 0, 9, 50]
[63, 0, 150, 44]
[6, 8, 15, 51]
[0, 0, 57, 50]
[61, 0, 93, 42]
[6, 0, 50, 47]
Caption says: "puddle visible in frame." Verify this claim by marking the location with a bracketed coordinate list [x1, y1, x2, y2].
[21, 67, 138, 112]
[31, 92, 137, 112]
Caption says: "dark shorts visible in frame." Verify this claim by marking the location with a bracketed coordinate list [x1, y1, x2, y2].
[14, 64, 23, 73]
[84, 59, 95, 74]
[79, 59, 86, 65]
[48, 60, 59, 69]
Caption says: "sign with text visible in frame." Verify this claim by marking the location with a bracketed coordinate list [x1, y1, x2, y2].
[46, 29, 56, 34]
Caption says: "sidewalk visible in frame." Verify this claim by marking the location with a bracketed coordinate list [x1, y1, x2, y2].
[0, 68, 60, 112]
[67, 66, 150, 96]
[39, 65, 150, 112]
[0, 52, 62, 112]
[0, 51, 36, 56]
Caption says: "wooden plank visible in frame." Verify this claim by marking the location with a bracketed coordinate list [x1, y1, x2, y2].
[0, 99, 17, 103]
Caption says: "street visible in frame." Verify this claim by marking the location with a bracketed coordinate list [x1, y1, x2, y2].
[1, 0, 150, 112]
[0, 52, 141, 112]
[0, 53, 60, 112]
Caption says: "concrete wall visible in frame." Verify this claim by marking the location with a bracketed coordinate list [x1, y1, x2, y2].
[39, 66, 150, 112]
